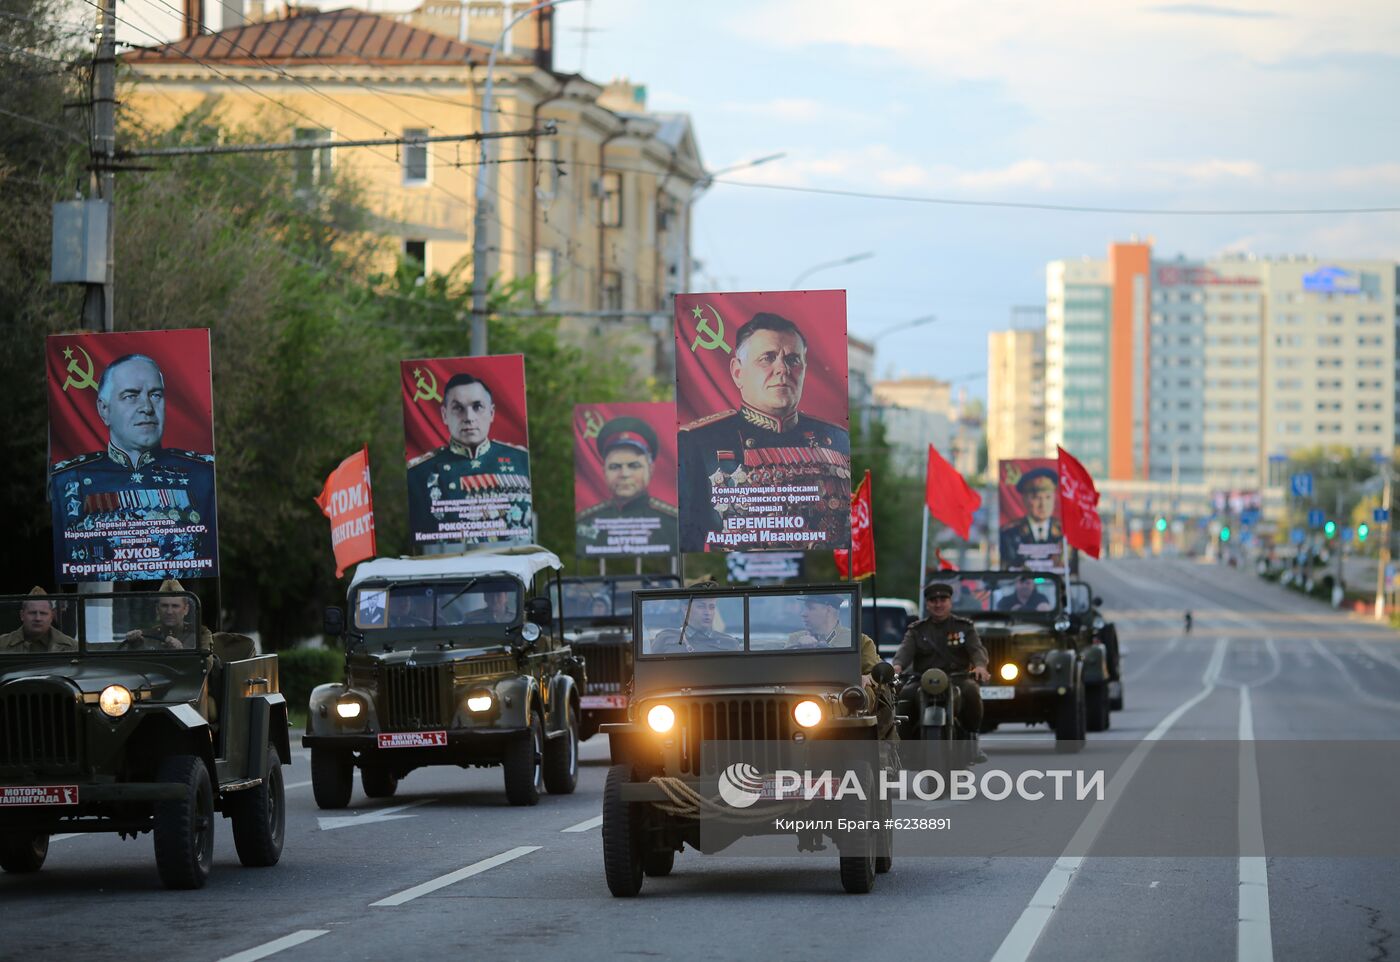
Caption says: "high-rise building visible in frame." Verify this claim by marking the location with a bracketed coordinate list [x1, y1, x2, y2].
[872, 376, 953, 473]
[987, 326, 1046, 466]
[1045, 257, 1112, 478]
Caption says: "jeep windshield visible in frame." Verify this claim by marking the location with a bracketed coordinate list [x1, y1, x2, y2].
[1068, 583, 1093, 615]
[0, 592, 205, 654]
[925, 573, 1064, 618]
[562, 575, 682, 624]
[353, 577, 522, 640]
[638, 590, 858, 656]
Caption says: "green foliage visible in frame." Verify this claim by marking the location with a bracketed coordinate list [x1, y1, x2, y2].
[277, 645, 344, 711]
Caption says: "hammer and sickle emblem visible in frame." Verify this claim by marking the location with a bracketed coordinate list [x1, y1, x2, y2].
[412, 367, 442, 403]
[61, 345, 98, 393]
[581, 410, 605, 440]
[688, 304, 731, 355]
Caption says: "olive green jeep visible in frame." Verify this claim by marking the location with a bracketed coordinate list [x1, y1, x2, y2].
[0, 590, 289, 889]
[308, 545, 585, 807]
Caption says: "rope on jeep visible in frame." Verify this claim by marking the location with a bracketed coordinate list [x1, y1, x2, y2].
[645, 775, 804, 823]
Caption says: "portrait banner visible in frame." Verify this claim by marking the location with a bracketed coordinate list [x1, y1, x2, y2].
[998, 457, 1064, 572]
[401, 354, 532, 547]
[46, 329, 219, 584]
[674, 290, 851, 553]
[573, 402, 678, 558]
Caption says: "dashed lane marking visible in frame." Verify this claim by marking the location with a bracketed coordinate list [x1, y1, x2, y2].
[216, 929, 329, 962]
[371, 846, 540, 907]
[561, 815, 603, 833]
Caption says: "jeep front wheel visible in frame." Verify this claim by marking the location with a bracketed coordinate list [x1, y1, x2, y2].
[311, 748, 354, 809]
[543, 702, 579, 795]
[0, 832, 49, 873]
[1086, 681, 1111, 733]
[153, 754, 215, 890]
[231, 745, 285, 867]
[602, 764, 644, 897]
[361, 765, 399, 799]
[1054, 677, 1087, 753]
[503, 710, 543, 806]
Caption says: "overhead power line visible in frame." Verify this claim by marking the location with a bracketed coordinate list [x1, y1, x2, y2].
[118, 126, 554, 159]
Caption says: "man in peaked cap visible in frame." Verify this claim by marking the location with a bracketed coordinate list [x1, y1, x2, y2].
[124, 578, 213, 651]
[893, 581, 990, 757]
[0, 587, 77, 653]
[999, 466, 1064, 571]
[576, 415, 678, 557]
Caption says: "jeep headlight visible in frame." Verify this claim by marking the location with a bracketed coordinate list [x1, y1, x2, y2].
[335, 699, 362, 719]
[792, 699, 824, 729]
[647, 704, 675, 733]
[1027, 655, 1047, 676]
[999, 663, 1019, 682]
[99, 684, 132, 718]
[466, 691, 494, 713]
[1054, 617, 1072, 632]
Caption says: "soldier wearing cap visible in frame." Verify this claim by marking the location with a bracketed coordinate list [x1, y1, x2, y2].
[893, 582, 990, 752]
[677, 313, 851, 552]
[0, 587, 76, 653]
[123, 579, 213, 651]
[576, 416, 678, 556]
[650, 596, 741, 652]
[999, 466, 1063, 571]
[785, 594, 895, 737]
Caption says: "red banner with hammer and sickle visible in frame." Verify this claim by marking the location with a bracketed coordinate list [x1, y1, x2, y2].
[1057, 445, 1103, 559]
[834, 470, 875, 580]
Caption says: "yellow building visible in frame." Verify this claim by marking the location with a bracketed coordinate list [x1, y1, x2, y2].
[987, 327, 1046, 466]
[122, 3, 705, 371]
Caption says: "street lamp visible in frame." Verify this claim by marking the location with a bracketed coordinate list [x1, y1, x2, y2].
[870, 313, 938, 345]
[471, 0, 581, 356]
[790, 251, 874, 289]
[687, 153, 786, 290]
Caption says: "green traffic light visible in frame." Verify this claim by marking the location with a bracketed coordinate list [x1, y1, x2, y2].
[1325, 520, 1337, 538]
[1220, 526, 1231, 542]
[1358, 523, 1370, 541]
[1155, 517, 1167, 532]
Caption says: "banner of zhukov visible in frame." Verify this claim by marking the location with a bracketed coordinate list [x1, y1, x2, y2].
[401, 354, 533, 546]
[46, 329, 219, 583]
[573, 402, 678, 558]
[998, 457, 1065, 572]
[674, 290, 851, 553]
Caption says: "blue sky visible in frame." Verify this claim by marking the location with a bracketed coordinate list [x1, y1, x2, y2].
[118, 0, 1400, 395]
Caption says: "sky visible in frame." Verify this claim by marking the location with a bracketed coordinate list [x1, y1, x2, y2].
[113, 0, 1400, 395]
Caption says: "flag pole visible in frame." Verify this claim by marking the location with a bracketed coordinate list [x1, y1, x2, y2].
[868, 470, 878, 612]
[918, 502, 930, 600]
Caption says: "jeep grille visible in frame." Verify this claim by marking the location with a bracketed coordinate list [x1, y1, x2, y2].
[678, 697, 794, 776]
[381, 665, 449, 731]
[0, 689, 81, 768]
[579, 643, 627, 695]
[454, 656, 514, 680]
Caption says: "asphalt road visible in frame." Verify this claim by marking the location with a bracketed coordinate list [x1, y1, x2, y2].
[3, 558, 1398, 962]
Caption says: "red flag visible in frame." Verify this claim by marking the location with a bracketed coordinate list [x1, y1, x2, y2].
[833, 548, 849, 578]
[314, 447, 377, 578]
[925, 445, 980, 540]
[1057, 445, 1102, 559]
[849, 470, 876, 580]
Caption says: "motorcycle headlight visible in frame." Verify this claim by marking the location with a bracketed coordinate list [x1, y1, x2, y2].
[647, 704, 675, 733]
[99, 684, 132, 718]
[1027, 656, 1047, 676]
[793, 699, 824, 729]
[1054, 617, 1072, 632]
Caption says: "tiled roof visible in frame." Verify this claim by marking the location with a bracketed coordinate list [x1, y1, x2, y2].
[124, 7, 491, 66]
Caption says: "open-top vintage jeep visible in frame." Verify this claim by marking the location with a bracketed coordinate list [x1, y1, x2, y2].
[926, 571, 1105, 751]
[0, 590, 289, 889]
[561, 574, 680, 740]
[1068, 579, 1122, 728]
[308, 545, 585, 807]
[601, 582, 895, 897]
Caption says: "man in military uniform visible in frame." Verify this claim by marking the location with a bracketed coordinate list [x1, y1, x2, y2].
[650, 597, 741, 652]
[996, 574, 1053, 612]
[48, 353, 217, 582]
[999, 466, 1063, 571]
[464, 588, 517, 625]
[893, 583, 990, 755]
[0, 588, 76, 653]
[124, 579, 213, 651]
[785, 595, 878, 674]
[407, 373, 532, 545]
[678, 313, 851, 552]
[576, 417, 678, 557]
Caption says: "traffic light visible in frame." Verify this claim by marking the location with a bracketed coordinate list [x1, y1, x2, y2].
[1155, 517, 1167, 533]
[1219, 526, 1231, 543]
[1358, 523, 1370, 542]
[1324, 520, 1337, 538]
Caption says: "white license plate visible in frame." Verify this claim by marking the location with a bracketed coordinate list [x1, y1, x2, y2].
[377, 731, 447, 749]
[0, 786, 79, 806]
[581, 695, 628, 710]
[980, 686, 1016, 700]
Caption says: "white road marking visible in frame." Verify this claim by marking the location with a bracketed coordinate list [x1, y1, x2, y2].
[1307, 638, 1400, 711]
[561, 815, 603, 833]
[370, 846, 540, 907]
[1149, 880, 1160, 889]
[989, 636, 1228, 962]
[216, 929, 329, 962]
[285, 780, 313, 790]
[317, 799, 434, 831]
[1237, 685, 1274, 962]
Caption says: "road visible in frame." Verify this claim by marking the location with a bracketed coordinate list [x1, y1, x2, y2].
[3, 559, 1398, 962]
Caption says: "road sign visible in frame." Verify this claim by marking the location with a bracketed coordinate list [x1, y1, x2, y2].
[1307, 509, 1325, 529]
[1375, 508, 1390, 523]
[1291, 473, 1314, 498]
[1291, 528, 1306, 545]
[1341, 526, 1354, 543]
[1240, 508, 1260, 527]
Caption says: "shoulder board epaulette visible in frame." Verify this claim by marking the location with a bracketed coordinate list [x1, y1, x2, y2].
[578, 501, 607, 519]
[167, 449, 214, 464]
[649, 497, 678, 516]
[407, 447, 444, 470]
[907, 616, 929, 628]
[51, 451, 104, 473]
[680, 409, 736, 432]
[953, 615, 976, 626]
[492, 439, 529, 456]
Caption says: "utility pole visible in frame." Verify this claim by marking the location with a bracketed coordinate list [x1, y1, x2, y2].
[83, 0, 117, 332]
[1376, 464, 1392, 620]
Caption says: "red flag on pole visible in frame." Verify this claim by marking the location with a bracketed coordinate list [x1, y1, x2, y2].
[314, 446, 377, 577]
[833, 470, 877, 579]
[925, 445, 981, 540]
[1057, 445, 1102, 559]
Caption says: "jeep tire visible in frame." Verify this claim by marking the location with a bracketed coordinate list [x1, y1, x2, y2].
[361, 765, 399, 799]
[231, 745, 286, 867]
[542, 701, 579, 795]
[1086, 680, 1111, 733]
[311, 748, 354, 810]
[603, 764, 644, 897]
[153, 754, 215, 890]
[1054, 677, 1087, 753]
[0, 832, 49, 873]
[503, 709, 544, 806]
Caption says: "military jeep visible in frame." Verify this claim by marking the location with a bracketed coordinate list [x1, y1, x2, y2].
[602, 583, 895, 897]
[1068, 579, 1122, 729]
[0, 591, 289, 889]
[561, 574, 680, 740]
[926, 572, 1106, 752]
[308, 545, 585, 808]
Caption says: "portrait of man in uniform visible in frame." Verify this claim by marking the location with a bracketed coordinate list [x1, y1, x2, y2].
[998, 462, 1064, 572]
[676, 306, 852, 553]
[47, 336, 219, 584]
[575, 413, 679, 557]
[404, 364, 533, 546]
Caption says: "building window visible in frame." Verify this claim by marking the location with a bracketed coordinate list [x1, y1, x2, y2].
[403, 239, 426, 280]
[599, 171, 623, 227]
[294, 128, 333, 191]
[403, 128, 429, 185]
[601, 269, 623, 311]
[534, 248, 557, 305]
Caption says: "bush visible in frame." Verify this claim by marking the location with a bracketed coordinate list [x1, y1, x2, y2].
[278, 646, 344, 712]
